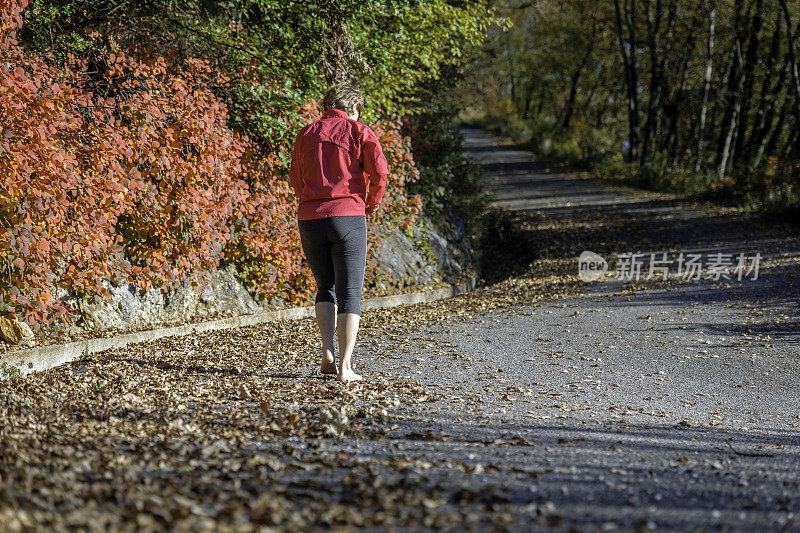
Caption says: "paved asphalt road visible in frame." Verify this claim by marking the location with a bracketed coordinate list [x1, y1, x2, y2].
[311, 127, 800, 531]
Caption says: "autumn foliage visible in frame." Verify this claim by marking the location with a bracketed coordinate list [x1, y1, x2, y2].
[0, 0, 421, 327]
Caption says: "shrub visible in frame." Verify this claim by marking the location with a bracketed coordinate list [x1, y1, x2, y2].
[0, 0, 422, 326]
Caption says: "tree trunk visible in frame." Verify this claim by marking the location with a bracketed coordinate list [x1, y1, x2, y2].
[777, 0, 800, 119]
[640, 0, 663, 165]
[732, 0, 764, 169]
[666, 5, 701, 167]
[613, 0, 640, 162]
[561, 57, 587, 129]
[762, 98, 791, 161]
[695, 2, 716, 172]
[505, 31, 517, 110]
[781, 126, 797, 159]
[717, 0, 746, 177]
[745, 13, 784, 169]
[753, 91, 789, 168]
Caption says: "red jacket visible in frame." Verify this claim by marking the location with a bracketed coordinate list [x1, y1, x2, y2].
[289, 108, 389, 220]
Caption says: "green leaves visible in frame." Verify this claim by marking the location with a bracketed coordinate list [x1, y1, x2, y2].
[18, 0, 496, 118]
[230, 79, 305, 156]
[347, 0, 496, 115]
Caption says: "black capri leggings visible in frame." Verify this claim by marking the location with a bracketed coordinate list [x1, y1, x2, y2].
[298, 215, 367, 315]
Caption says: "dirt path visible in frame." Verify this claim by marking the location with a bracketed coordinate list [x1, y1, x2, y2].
[1, 127, 799, 532]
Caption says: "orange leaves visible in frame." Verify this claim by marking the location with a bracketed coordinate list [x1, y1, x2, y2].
[0, 2, 425, 328]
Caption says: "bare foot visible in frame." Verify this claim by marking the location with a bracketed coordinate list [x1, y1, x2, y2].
[337, 368, 362, 382]
[321, 353, 338, 375]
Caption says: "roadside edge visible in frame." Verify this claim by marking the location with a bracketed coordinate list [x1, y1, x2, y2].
[2, 276, 477, 376]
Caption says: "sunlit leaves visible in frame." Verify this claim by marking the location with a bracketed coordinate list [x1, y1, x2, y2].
[0, 0, 426, 327]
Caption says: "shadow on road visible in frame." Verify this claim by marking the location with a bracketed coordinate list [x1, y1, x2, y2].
[297, 414, 800, 531]
[464, 127, 800, 322]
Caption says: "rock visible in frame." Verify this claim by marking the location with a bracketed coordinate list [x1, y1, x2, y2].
[421, 214, 474, 277]
[377, 212, 475, 288]
[0, 313, 35, 346]
[378, 227, 439, 286]
[80, 263, 262, 332]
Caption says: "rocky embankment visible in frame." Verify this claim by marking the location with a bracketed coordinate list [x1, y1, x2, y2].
[0, 213, 475, 351]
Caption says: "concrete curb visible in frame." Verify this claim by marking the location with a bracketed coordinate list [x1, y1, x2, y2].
[1, 276, 477, 376]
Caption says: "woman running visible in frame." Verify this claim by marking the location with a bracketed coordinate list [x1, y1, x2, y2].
[289, 82, 389, 382]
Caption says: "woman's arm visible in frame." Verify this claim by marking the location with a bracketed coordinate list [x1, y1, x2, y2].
[362, 136, 389, 213]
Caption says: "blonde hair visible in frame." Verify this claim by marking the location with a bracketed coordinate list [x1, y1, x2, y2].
[321, 82, 364, 116]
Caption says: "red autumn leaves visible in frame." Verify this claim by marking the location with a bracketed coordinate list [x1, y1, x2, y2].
[0, 0, 422, 327]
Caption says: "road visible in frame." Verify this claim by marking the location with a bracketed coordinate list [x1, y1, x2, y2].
[362, 127, 800, 531]
[2, 127, 799, 532]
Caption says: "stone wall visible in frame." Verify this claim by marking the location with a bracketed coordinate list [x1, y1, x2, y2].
[30, 212, 474, 339]
[377, 212, 474, 289]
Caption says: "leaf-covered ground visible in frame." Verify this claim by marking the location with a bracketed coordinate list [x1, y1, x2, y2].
[0, 258, 589, 532]
[1, 128, 799, 532]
